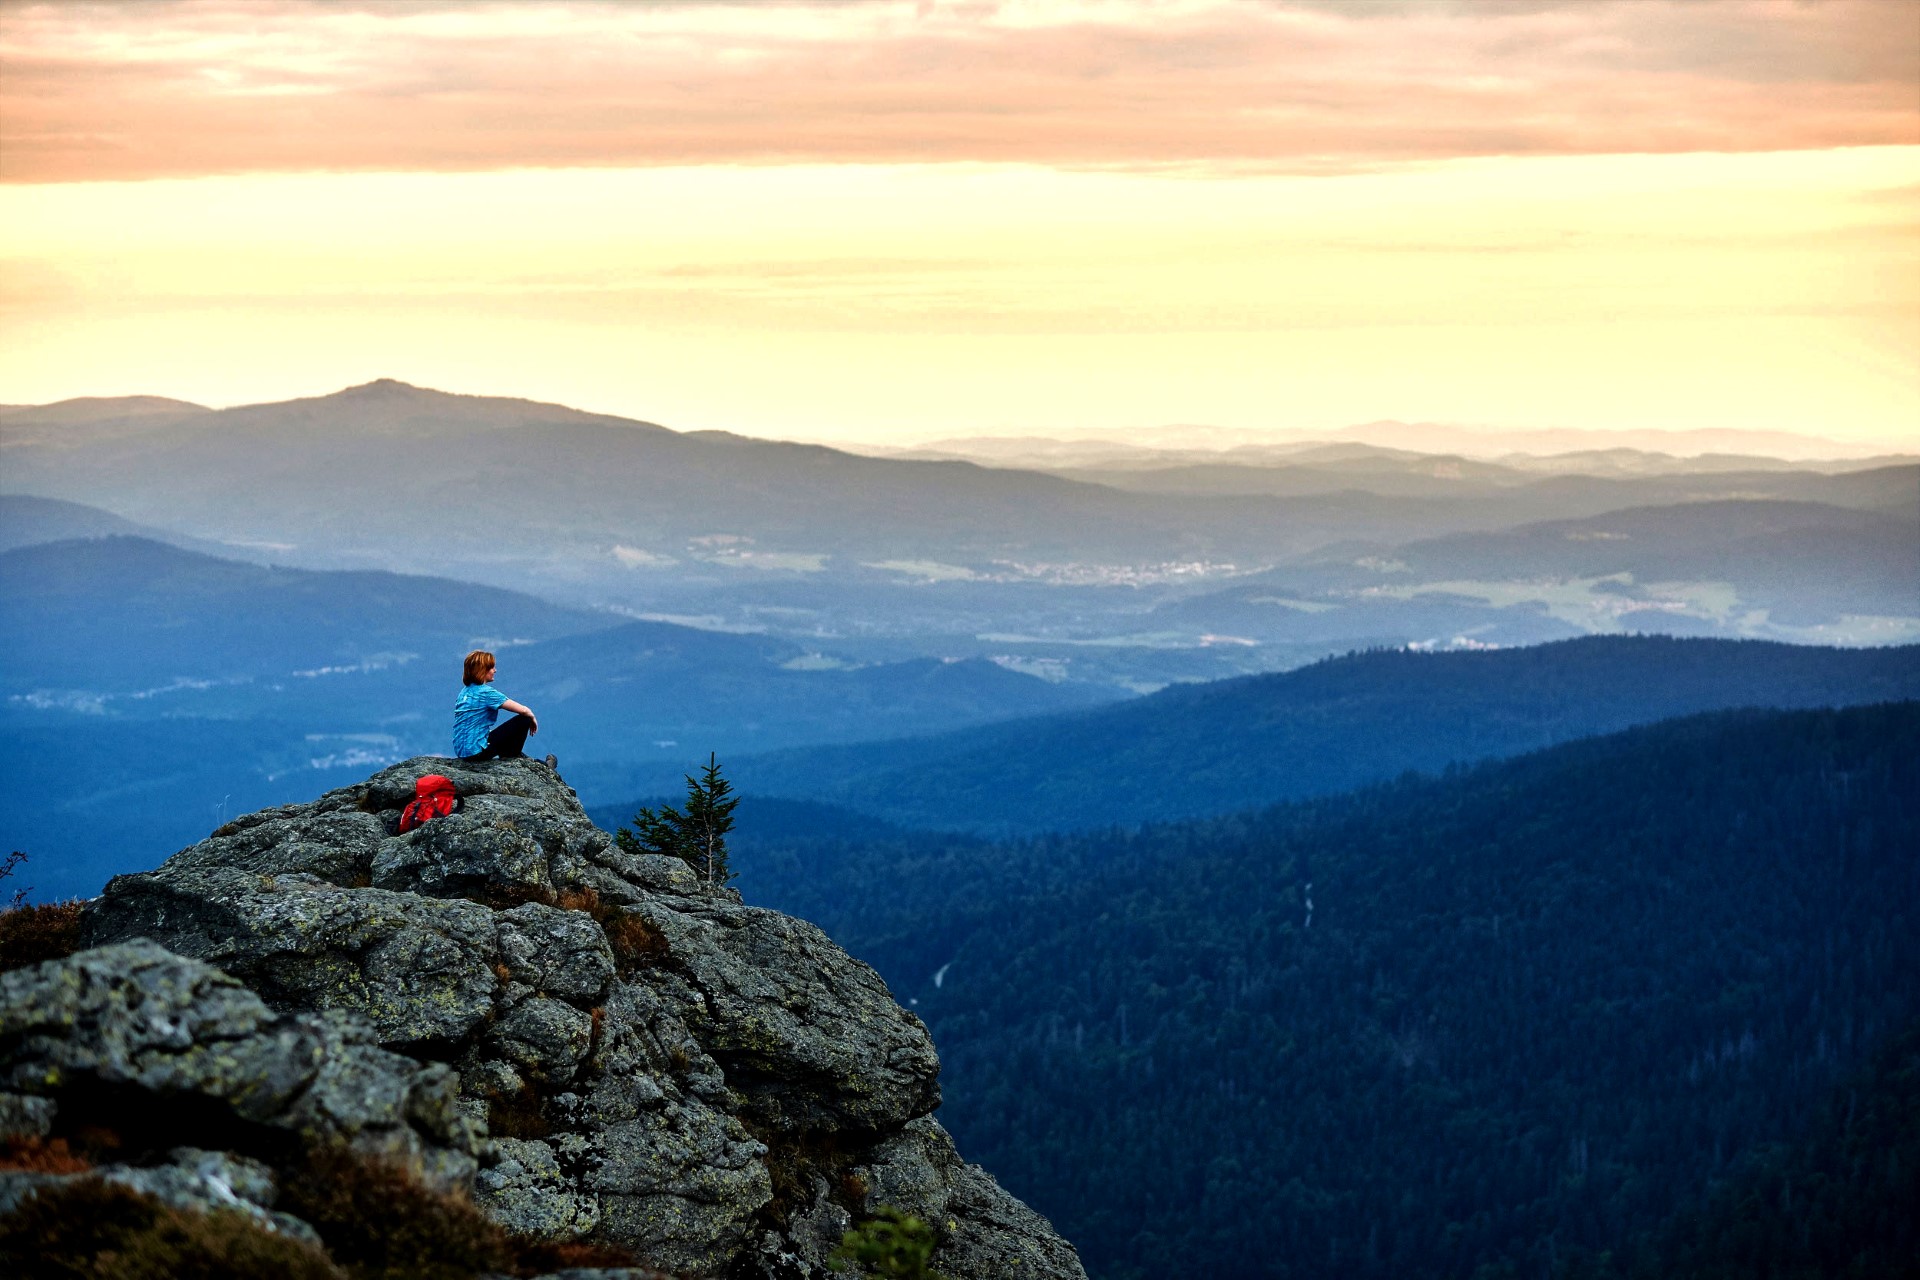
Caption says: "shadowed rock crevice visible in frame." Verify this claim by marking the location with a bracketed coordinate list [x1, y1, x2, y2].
[17, 756, 1084, 1279]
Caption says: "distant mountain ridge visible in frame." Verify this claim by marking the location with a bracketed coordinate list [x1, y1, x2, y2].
[1, 533, 1110, 731]
[13, 380, 1901, 615]
[8, 381, 1911, 694]
[1, 493, 190, 554]
[0, 533, 1112, 898]
[0, 393, 208, 424]
[894, 421, 1904, 467]
[1153, 491, 1919, 650]
[611, 635, 1920, 832]
[0, 534, 612, 690]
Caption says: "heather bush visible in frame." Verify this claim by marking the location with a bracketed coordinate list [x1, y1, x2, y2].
[484, 883, 667, 974]
[277, 1144, 650, 1279]
[279, 1146, 514, 1280]
[0, 1134, 91, 1174]
[0, 1176, 344, 1280]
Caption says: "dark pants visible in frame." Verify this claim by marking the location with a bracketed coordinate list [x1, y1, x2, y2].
[465, 714, 532, 761]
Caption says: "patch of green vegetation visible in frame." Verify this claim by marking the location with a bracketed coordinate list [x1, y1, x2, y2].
[831, 1206, 948, 1280]
[617, 753, 738, 890]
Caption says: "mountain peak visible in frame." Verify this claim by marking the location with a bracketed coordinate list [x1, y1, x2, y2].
[337, 377, 433, 398]
[0, 394, 209, 426]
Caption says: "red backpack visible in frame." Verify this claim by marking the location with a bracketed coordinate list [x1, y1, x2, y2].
[398, 774, 457, 833]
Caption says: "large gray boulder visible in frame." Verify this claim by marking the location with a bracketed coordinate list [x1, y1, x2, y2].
[72, 756, 1085, 1280]
[0, 940, 480, 1186]
[621, 893, 943, 1134]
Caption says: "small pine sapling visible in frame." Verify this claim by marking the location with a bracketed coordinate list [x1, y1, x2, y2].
[682, 752, 738, 888]
[616, 753, 739, 889]
[829, 1206, 947, 1280]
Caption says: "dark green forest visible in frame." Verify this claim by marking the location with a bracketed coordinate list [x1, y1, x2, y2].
[1598, 1020, 1919, 1280]
[679, 636, 1920, 833]
[698, 703, 1919, 1279]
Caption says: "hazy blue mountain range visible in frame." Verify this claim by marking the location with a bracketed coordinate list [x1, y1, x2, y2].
[1153, 493, 1919, 650]
[2, 533, 1103, 722]
[586, 636, 1920, 833]
[890, 427, 1910, 474]
[1340, 499, 1916, 613]
[2, 380, 1521, 585]
[0, 394, 208, 437]
[0, 534, 1110, 899]
[1, 384, 1570, 691]
[2, 534, 611, 691]
[716, 701, 1920, 1280]
[7, 383, 1913, 692]
[894, 435, 1919, 503]
[1068, 459, 1918, 510]
[1, 493, 188, 554]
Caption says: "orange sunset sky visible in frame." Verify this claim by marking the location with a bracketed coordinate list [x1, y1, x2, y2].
[2, 0, 1917, 450]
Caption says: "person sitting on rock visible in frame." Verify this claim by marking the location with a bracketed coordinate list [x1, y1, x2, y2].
[453, 648, 541, 761]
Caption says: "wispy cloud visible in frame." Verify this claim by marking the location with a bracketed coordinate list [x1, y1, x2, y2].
[4, 0, 1914, 183]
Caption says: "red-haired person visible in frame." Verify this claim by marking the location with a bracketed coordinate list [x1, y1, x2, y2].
[453, 649, 541, 761]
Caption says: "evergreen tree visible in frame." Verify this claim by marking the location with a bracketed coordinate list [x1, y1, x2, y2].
[617, 753, 738, 888]
[830, 1207, 947, 1280]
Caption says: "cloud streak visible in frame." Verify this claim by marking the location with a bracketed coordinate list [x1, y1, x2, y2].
[3, 0, 1915, 183]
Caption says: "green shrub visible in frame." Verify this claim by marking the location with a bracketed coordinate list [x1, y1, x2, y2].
[830, 1206, 948, 1280]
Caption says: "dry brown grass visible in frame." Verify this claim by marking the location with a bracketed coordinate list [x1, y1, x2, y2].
[0, 899, 85, 973]
[483, 883, 669, 975]
[0, 1142, 679, 1280]
[484, 1081, 551, 1141]
[281, 1145, 656, 1279]
[280, 1146, 512, 1280]
[0, 1175, 346, 1279]
[0, 1134, 92, 1174]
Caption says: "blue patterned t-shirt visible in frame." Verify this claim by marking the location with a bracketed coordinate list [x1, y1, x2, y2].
[452, 683, 508, 757]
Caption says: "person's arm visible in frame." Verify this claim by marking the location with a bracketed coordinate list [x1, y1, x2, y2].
[501, 698, 538, 734]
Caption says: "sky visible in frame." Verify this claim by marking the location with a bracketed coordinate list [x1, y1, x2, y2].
[2, 0, 1917, 450]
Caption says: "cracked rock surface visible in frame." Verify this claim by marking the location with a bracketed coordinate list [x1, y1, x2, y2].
[0, 939, 479, 1187]
[51, 755, 1086, 1279]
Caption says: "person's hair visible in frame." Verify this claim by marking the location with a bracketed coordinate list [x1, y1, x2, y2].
[463, 650, 496, 686]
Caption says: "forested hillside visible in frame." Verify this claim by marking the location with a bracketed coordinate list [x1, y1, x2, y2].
[719, 703, 1920, 1279]
[1607, 1020, 1919, 1279]
[660, 636, 1920, 833]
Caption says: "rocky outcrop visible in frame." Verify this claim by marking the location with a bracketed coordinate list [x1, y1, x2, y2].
[9, 756, 1084, 1279]
[0, 938, 483, 1256]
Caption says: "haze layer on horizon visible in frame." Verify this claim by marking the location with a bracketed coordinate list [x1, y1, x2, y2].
[2, 0, 1916, 451]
